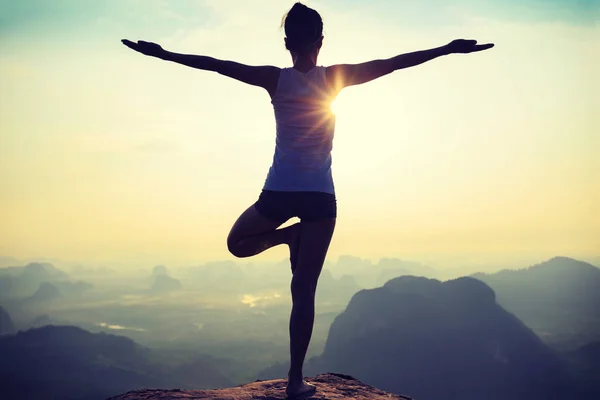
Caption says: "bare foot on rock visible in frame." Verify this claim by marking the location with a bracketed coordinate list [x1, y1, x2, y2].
[285, 380, 316, 399]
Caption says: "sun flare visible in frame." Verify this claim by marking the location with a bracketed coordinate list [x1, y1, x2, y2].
[330, 96, 351, 117]
[330, 98, 339, 115]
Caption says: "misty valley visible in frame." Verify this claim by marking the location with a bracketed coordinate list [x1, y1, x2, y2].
[1, 256, 599, 399]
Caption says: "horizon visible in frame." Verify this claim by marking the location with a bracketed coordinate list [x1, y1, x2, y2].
[1, 252, 598, 276]
[2, 1, 598, 268]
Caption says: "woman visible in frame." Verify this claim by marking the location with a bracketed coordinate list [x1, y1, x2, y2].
[122, 2, 493, 398]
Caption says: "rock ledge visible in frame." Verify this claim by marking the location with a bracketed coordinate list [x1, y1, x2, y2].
[107, 373, 413, 399]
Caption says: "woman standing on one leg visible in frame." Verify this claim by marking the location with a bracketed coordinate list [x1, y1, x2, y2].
[122, 2, 493, 398]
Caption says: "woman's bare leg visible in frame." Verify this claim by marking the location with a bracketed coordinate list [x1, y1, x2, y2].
[286, 218, 336, 396]
[227, 205, 300, 260]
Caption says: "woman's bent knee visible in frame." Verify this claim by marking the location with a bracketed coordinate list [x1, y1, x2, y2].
[227, 237, 245, 258]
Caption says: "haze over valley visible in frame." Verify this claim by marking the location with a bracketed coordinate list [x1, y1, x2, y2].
[1, 255, 599, 399]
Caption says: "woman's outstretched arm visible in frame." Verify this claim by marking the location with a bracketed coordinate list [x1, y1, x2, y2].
[326, 39, 494, 93]
[121, 40, 280, 96]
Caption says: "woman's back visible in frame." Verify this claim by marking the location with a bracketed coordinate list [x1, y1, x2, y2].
[265, 66, 336, 194]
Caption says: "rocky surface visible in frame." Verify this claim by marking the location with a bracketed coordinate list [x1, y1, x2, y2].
[108, 373, 413, 400]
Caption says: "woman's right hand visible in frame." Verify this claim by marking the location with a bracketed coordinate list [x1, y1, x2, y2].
[121, 39, 165, 58]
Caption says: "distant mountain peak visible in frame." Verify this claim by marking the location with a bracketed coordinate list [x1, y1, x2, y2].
[150, 274, 182, 293]
[24, 262, 54, 271]
[536, 256, 596, 269]
[472, 255, 600, 350]
[30, 282, 62, 302]
[442, 276, 496, 305]
[381, 275, 496, 305]
[383, 275, 439, 289]
[547, 256, 575, 262]
[473, 256, 599, 279]
[152, 265, 168, 276]
[19, 262, 69, 282]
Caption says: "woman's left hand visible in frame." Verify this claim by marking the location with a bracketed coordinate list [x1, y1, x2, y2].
[445, 39, 494, 54]
[121, 39, 166, 58]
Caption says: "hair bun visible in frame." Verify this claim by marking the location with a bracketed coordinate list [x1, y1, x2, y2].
[290, 2, 309, 13]
[282, 2, 323, 54]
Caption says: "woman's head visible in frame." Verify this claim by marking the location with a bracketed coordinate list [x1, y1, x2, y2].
[282, 2, 323, 56]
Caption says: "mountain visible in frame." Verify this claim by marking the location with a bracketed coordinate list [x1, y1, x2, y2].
[182, 261, 247, 293]
[152, 265, 168, 276]
[297, 276, 574, 400]
[0, 262, 86, 300]
[54, 280, 93, 297]
[0, 306, 15, 335]
[150, 274, 182, 293]
[20, 262, 69, 281]
[0, 325, 233, 400]
[563, 341, 600, 398]
[108, 373, 411, 400]
[0, 325, 153, 400]
[472, 256, 600, 349]
[327, 256, 437, 288]
[314, 269, 361, 305]
[26, 282, 62, 304]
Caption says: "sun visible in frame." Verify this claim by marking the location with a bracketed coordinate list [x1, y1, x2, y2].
[330, 98, 339, 115]
[330, 95, 349, 116]
[329, 93, 363, 120]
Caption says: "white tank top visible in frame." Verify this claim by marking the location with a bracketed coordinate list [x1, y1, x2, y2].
[263, 66, 336, 194]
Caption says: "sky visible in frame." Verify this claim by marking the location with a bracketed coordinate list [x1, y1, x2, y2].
[1, 0, 598, 270]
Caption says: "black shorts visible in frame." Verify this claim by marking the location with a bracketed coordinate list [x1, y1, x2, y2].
[254, 190, 337, 223]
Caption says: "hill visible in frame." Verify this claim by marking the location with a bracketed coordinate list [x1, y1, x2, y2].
[0, 325, 232, 400]
[260, 276, 576, 400]
[563, 341, 600, 397]
[0, 306, 15, 335]
[150, 274, 182, 294]
[472, 256, 600, 349]
[0, 262, 91, 301]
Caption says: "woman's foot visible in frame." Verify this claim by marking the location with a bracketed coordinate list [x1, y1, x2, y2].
[287, 223, 302, 274]
[285, 380, 316, 399]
